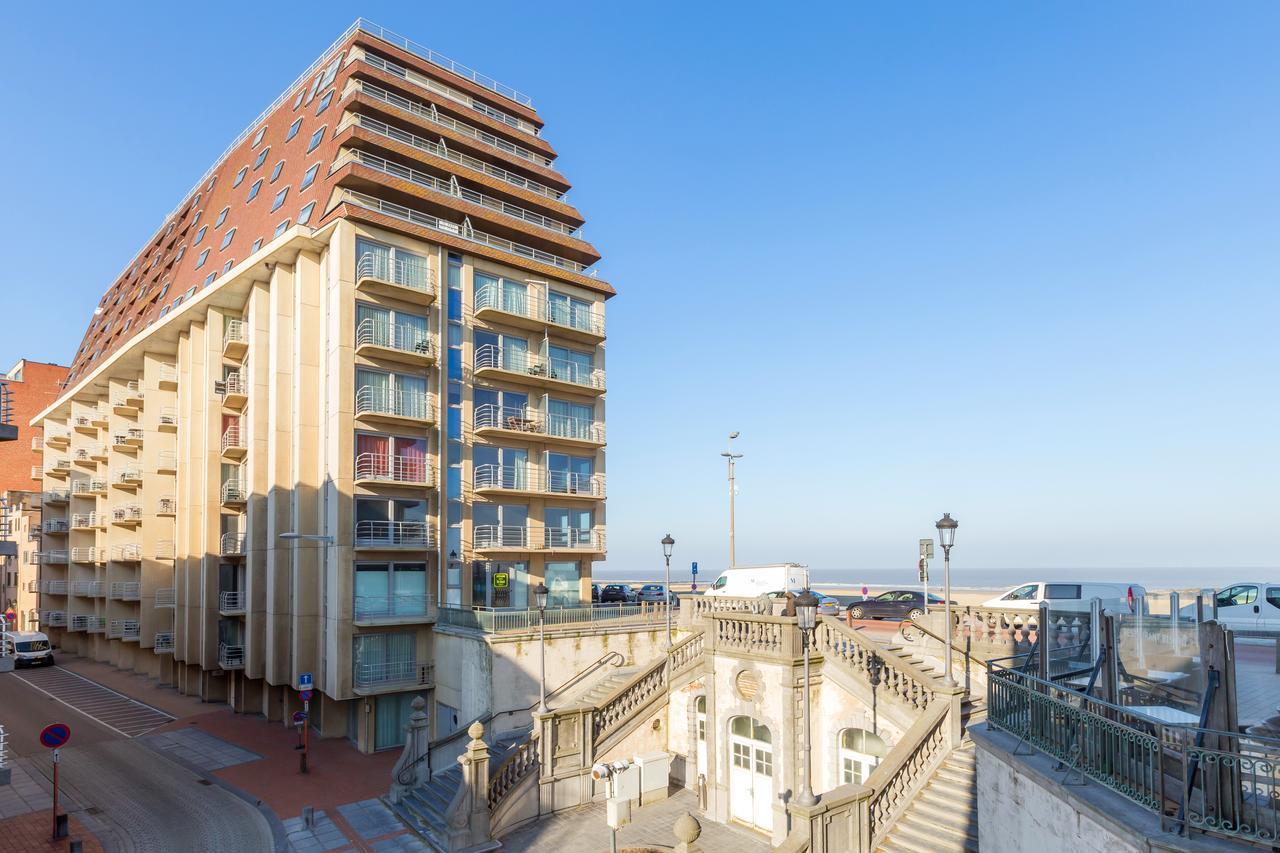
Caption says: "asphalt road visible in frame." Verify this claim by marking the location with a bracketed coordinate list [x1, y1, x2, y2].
[0, 669, 275, 852]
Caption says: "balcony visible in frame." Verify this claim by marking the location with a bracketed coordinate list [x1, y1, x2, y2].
[156, 540, 175, 560]
[90, 408, 109, 428]
[109, 582, 141, 601]
[112, 543, 142, 562]
[474, 284, 604, 345]
[544, 527, 606, 554]
[355, 250, 436, 305]
[353, 520, 433, 550]
[471, 526, 605, 555]
[69, 614, 89, 632]
[45, 429, 70, 449]
[44, 611, 67, 627]
[112, 505, 143, 527]
[220, 533, 245, 557]
[46, 459, 71, 480]
[72, 415, 98, 435]
[472, 465, 604, 500]
[111, 392, 138, 417]
[30, 465, 41, 480]
[217, 372, 248, 409]
[221, 424, 245, 459]
[158, 365, 178, 390]
[220, 479, 246, 506]
[155, 587, 176, 608]
[218, 642, 245, 670]
[86, 616, 106, 634]
[87, 478, 108, 496]
[124, 427, 145, 448]
[154, 632, 175, 653]
[157, 451, 177, 475]
[90, 443, 109, 462]
[71, 581, 104, 598]
[352, 658, 434, 695]
[157, 496, 177, 516]
[223, 319, 248, 359]
[44, 489, 70, 504]
[125, 381, 145, 408]
[354, 453, 434, 487]
[42, 580, 68, 595]
[40, 549, 69, 565]
[353, 594, 437, 626]
[112, 469, 142, 490]
[472, 525, 529, 551]
[31, 435, 42, 450]
[71, 447, 98, 467]
[41, 519, 69, 535]
[71, 513, 101, 531]
[473, 345, 605, 396]
[112, 433, 138, 454]
[218, 590, 246, 615]
[355, 386, 434, 426]
[70, 547, 103, 564]
[355, 318, 434, 366]
[158, 407, 179, 432]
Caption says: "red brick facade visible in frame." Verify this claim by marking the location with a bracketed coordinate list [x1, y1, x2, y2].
[0, 360, 69, 492]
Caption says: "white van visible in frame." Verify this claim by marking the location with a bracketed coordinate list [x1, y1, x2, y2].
[705, 563, 809, 597]
[0, 631, 55, 667]
[1209, 582, 1280, 631]
[983, 581, 1146, 613]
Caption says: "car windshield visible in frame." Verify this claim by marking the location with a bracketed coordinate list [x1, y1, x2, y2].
[1002, 584, 1039, 601]
[16, 640, 48, 652]
[876, 592, 898, 601]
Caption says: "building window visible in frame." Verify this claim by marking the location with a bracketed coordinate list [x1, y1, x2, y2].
[316, 89, 334, 115]
[220, 228, 236, 250]
[215, 207, 229, 228]
[194, 225, 207, 245]
[286, 117, 303, 142]
[292, 89, 305, 110]
[232, 166, 248, 188]
[354, 498, 429, 547]
[274, 219, 291, 237]
[300, 163, 320, 190]
[270, 160, 285, 184]
[839, 729, 884, 785]
[204, 272, 216, 287]
[175, 245, 186, 262]
[254, 146, 271, 170]
[157, 284, 170, 300]
[221, 259, 234, 274]
[206, 175, 217, 192]
[251, 238, 263, 253]
[185, 286, 197, 299]
[195, 249, 210, 269]
[354, 561, 429, 620]
[251, 126, 267, 147]
[191, 209, 202, 228]
[159, 305, 170, 318]
[297, 202, 316, 226]
[271, 186, 289, 212]
[306, 126, 326, 153]
[246, 179, 263, 202]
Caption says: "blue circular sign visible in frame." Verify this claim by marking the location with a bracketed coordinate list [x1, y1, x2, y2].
[40, 722, 71, 749]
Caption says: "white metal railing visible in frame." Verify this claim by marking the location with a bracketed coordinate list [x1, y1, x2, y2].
[219, 371, 246, 397]
[224, 319, 248, 350]
[113, 469, 142, 486]
[73, 445, 104, 461]
[86, 616, 106, 633]
[354, 593, 437, 622]
[73, 414, 95, 430]
[354, 452, 433, 485]
[108, 619, 140, 640]
[113, 433, 133, 448]
[473, 525, 528, 549]
[355, 385, 432, 421]
[155, 587, 176, 607]
[110, 582, 141, 601]
[355, 317, 432, 357]
[474, 344, 604, 390]
[44, 489, 70, 503]
[157, 451, 177, 471]
[125, 380, 144, 399]
[154, 632, 175, 652]
[339, 147, 576, 237]
[71, 513, 99, 528]
[544, 527, 605, 551]
[159, 365, 178, 385]
[158, 496, 177, 514]
[341, 188, 586, 273]
[218, 643, 245, 668]
[156, 540, 175, 559]
[473, 465, 604, 497]
[30, 465, 41, 479]
[43, 580, 68, 595]
[88, 478, 108, 492]
[219, 590, 246, 612]
[113, 505, 142, 523]
[159, 407, 178, 427]
[112, 544, 142, 561]
[353, 657, 434, 691]
[220, 533, 246, 556]
[110, 393, 135, 409]
[71, 581, 103, 597]
[221, 479, 246, 503]
[45, 428, 69, 444]
[474, 283, 603, 336]
[473, 403, 542, 435]
[70, 547, 102, 563]
[42, 519, 69, 534]
[41, 550, 68, 564]
[70, 614, 89, 631]
[31, 436, 42, 450]
[354, 520, 433, 548]
[221, 424, 243, 453]
[43, 611, 67, 627]
[128, 427, 145, 442]
[355, 250, 436, 294]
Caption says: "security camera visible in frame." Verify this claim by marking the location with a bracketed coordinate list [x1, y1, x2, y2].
[591, 762, 613, 781]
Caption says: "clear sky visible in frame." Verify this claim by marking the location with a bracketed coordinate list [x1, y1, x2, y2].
[3, 3, 1277, 578]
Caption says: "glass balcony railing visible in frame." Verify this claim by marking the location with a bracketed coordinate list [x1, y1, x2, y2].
[355, 386, 432, 421]
[353, 594, 436, 623]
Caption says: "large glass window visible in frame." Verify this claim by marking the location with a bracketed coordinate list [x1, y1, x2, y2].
[544, 507, 592, 548]
[473, 445, 528, 490]
[355, 432, 428, 483]
[355, 562, 429, 620]
[547, 398, 594, 440]
[474, 330, 529, 373]
[544, 561, 580, 607]
[547, 290, 594, 332]
[547, 344, 593, 385]
[547, 452, 593, 494]
[356, 302, 429, 354]
[473, 503, 528, 548]
[474, 272, 527, 315]
[474, 388, 531, 431]
[355, 498, 429, 546]
[356, 368, 428, 419]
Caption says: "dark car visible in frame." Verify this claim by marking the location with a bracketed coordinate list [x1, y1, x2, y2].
[846, 590, 950, 621]
[599, 583, 637, 604]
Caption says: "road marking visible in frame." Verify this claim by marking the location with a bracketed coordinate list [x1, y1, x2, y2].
[9, 666, 175, 737]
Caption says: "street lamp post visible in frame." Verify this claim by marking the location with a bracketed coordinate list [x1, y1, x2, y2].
[934, 513, 958, 687]
[720, 432, 742, 567]
[534, 582, 549, 712]
[661, 534, 675, 648]
[795, 590, 819, 807]
[277, 531, 336, 774]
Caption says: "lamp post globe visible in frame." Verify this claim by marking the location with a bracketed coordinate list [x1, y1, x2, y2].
[795, 590, 819, 631]
[534, 582, 549, 611]
[935, 513, 958, 550]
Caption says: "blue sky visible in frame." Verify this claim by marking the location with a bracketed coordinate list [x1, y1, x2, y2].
[4, 3, 1277, 577]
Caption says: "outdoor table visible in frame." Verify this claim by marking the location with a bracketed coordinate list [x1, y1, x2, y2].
[1128, 704, 1200, 726]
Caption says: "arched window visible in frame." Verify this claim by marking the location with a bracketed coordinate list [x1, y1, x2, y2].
[839, 728, 886, 784]
[695, 696, 706, 743]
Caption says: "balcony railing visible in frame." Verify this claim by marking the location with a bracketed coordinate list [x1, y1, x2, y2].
[223, 319, 248, 352]
[154, 632, 175, 652]
[220, 533, 246, 556]
[356, 251, 436, 296]
[155, 587, 176, 608]
[544, 527, 605, 551]
[45, 428, 70, 447]
[355, 317, 432, 357]
[474, 284, 604, 338]
[72, 415, 96, 432]
[40, 550, 69, 564]
[353, 658, 434, 692]
[70, 547, 102, 563]
[219, 590, 246, 613]
[354, 452, 433, 485]
[42, 519, 69, 534]
[470, 527, 605, 554]
[108, 619, 140, 640]
[159, 407, 178, 429]
[217, 371, 246, 400]
[473, 525, 528, 549]
[355, 386, 433, 421]
[221, 480, 246, 504]
[109, 582, 141, 601]
[44, 488, 70, 503]
[354, 594, 437, 623]
[218, 643, 245, 669]
[44, 611, 67, 627]
[221, 424, 243, 454]
[69, 614, 89, 632]
[157, 496, 177, 515]
[156, 540, 175, 560]
[157, 451, 177, 472]
[86, 616, 106, 633]
[42, 580, 68, 595]
[159, 365, 178, 387]
[113, 469, 142, 487]
[473, 465, 604, 497]
[473, 345, 604, 391]
[112, 544, 142, 562]
[354, 520, 433, 549]
[30, 465, 41, 480]
[112, 505, 142, 524]
[71, 513, 100, 529]
[71, 581, 104, 598]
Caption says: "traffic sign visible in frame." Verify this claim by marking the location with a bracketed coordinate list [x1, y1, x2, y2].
[493, 572, 509, 589]
[292, 711, 307, 724]
[300, 689, 313, 703]
[39, 723, 71, 749]
[298, 672, 313, 689]
[691, 562, 698, 575]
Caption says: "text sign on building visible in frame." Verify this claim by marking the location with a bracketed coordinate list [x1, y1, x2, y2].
[493, 573, 509, 589]
[298, 672, 313, 690]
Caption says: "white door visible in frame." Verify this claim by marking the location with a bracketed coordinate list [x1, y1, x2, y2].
[728, 716, 773, 833]
[695, 697, 707, 780]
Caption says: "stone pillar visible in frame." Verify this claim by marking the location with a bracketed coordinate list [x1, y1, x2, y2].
[673, 812, 702, 853]
[389, 696, 430, 804]
[449, 720, 491, 848]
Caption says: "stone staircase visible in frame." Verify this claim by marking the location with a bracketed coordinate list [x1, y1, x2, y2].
[560, 665, 644, 707]
[877, 743, 978, 852]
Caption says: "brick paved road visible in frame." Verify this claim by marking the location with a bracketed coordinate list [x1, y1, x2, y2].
[10, 666, 174, 736]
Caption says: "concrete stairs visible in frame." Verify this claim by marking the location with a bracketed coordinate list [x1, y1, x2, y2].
[877, 743, 979, 852]
[390, 729, 527, 852]
[561, 665, 644, 707]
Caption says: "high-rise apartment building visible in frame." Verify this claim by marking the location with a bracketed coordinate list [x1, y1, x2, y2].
[0, 360, 70, 492]
[34, 20, 610, 751]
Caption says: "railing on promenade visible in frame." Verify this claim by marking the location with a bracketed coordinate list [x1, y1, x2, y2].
[437, 601, 668, 634]
[986, 661, 1280, 845]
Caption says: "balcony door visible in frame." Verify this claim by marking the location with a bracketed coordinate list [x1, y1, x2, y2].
[472, 503, 528, 549]
[547, 344, 593, 384]
[547, 290, 591, 331]
[547, 398, 593, 439]
[474, 388, 531, 430]
[544, 507, 592, 547]
[547, 453, 592, 494]
[475, 330, 529, 372]
[474, 445, 528, 490]
[728, 716, 773, 832]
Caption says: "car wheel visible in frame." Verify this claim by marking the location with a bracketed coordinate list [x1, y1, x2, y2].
[849, 606, 865, 620]
[908, 608, 925, 621]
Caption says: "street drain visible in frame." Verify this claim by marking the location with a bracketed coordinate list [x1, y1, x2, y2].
[197, 779, 213, 786]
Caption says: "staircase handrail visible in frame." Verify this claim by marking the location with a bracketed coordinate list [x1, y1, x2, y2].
[590, 630, 704, 748]
[900, 615, 990, 696]
[487, 738, 538, 809]
[864, 696, 953, 847]
[815, 616, 942, 711]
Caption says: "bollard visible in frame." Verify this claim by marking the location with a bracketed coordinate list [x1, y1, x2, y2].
[302, 806, 315, 829]
[55, 813, 68, 839]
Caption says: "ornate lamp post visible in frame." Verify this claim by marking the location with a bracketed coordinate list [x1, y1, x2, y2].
[935, 513, 958, 687]
[661, 534, 675, 648]
[534, 582, 549, 712]
[719, 433, 742, 567]
[795, 590, 819, 807]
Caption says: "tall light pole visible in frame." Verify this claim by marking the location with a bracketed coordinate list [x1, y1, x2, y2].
[794, 590, 819, 806]
[277, 531, 336, 774]
[720, 432, 742, 567]
[534, 582, 549, 712]
[661, 534, 675, 648]
[934, 513, 958, 687]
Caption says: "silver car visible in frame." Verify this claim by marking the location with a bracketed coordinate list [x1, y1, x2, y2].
[637, 583, 671, 603]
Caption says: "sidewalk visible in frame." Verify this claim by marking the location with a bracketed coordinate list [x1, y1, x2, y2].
[0, 811, 102, 853]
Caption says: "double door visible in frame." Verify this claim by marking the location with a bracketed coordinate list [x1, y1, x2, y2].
[728, 716, 773, 832]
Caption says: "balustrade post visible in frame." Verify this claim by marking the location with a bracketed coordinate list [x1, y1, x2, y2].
[454, 721, 491, 845]
[389, 696, 430, 803]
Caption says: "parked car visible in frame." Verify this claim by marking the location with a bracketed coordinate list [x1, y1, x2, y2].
[0, 631, 54, 667]
[637, 583, 670, 603]
[599, 584, 637, 604]
[847, 590, 949, 622]
[705, 563, 809, 596]
[591, 583, 602, 604]
[981, 581, 1147, 613]
[1179, 582, 1280, 630]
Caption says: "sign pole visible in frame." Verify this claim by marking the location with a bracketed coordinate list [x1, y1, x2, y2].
[39, 722, 72, 840]
[302, 698, 310, 774]
[51, 748, 60, 840]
